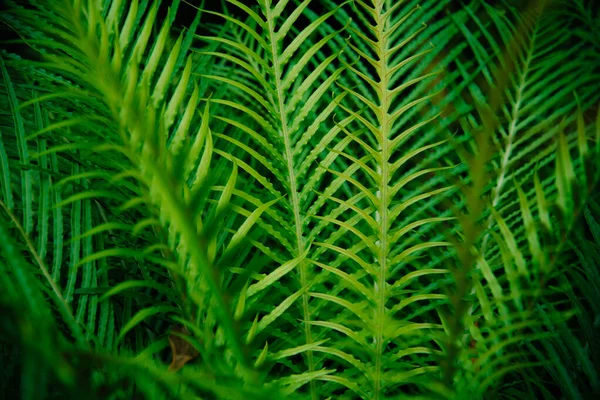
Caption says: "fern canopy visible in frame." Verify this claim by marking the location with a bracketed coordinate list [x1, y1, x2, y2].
[0, 0, 599, 399]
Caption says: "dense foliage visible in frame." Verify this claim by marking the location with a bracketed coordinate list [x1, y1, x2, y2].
[1, 0, 599, 399]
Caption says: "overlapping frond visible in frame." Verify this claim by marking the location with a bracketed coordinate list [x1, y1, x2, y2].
[0, 0, 282, 397]
[301, 1, 458, 398]
[193, 0, 354, 395]
[445, 107, 600, 397]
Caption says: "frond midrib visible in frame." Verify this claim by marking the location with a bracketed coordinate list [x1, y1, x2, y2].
[372, 3, 392, 398]
[263, 4, 316, 397]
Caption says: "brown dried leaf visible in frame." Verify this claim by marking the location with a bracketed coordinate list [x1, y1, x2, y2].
[168, 325, 199, 372]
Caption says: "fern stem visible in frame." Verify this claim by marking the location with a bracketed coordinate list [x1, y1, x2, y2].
[373, 2, 391, 397]
[264, 4, 316, 398]
[480, 24, 537, 256]
[0, 199, 87, 345]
